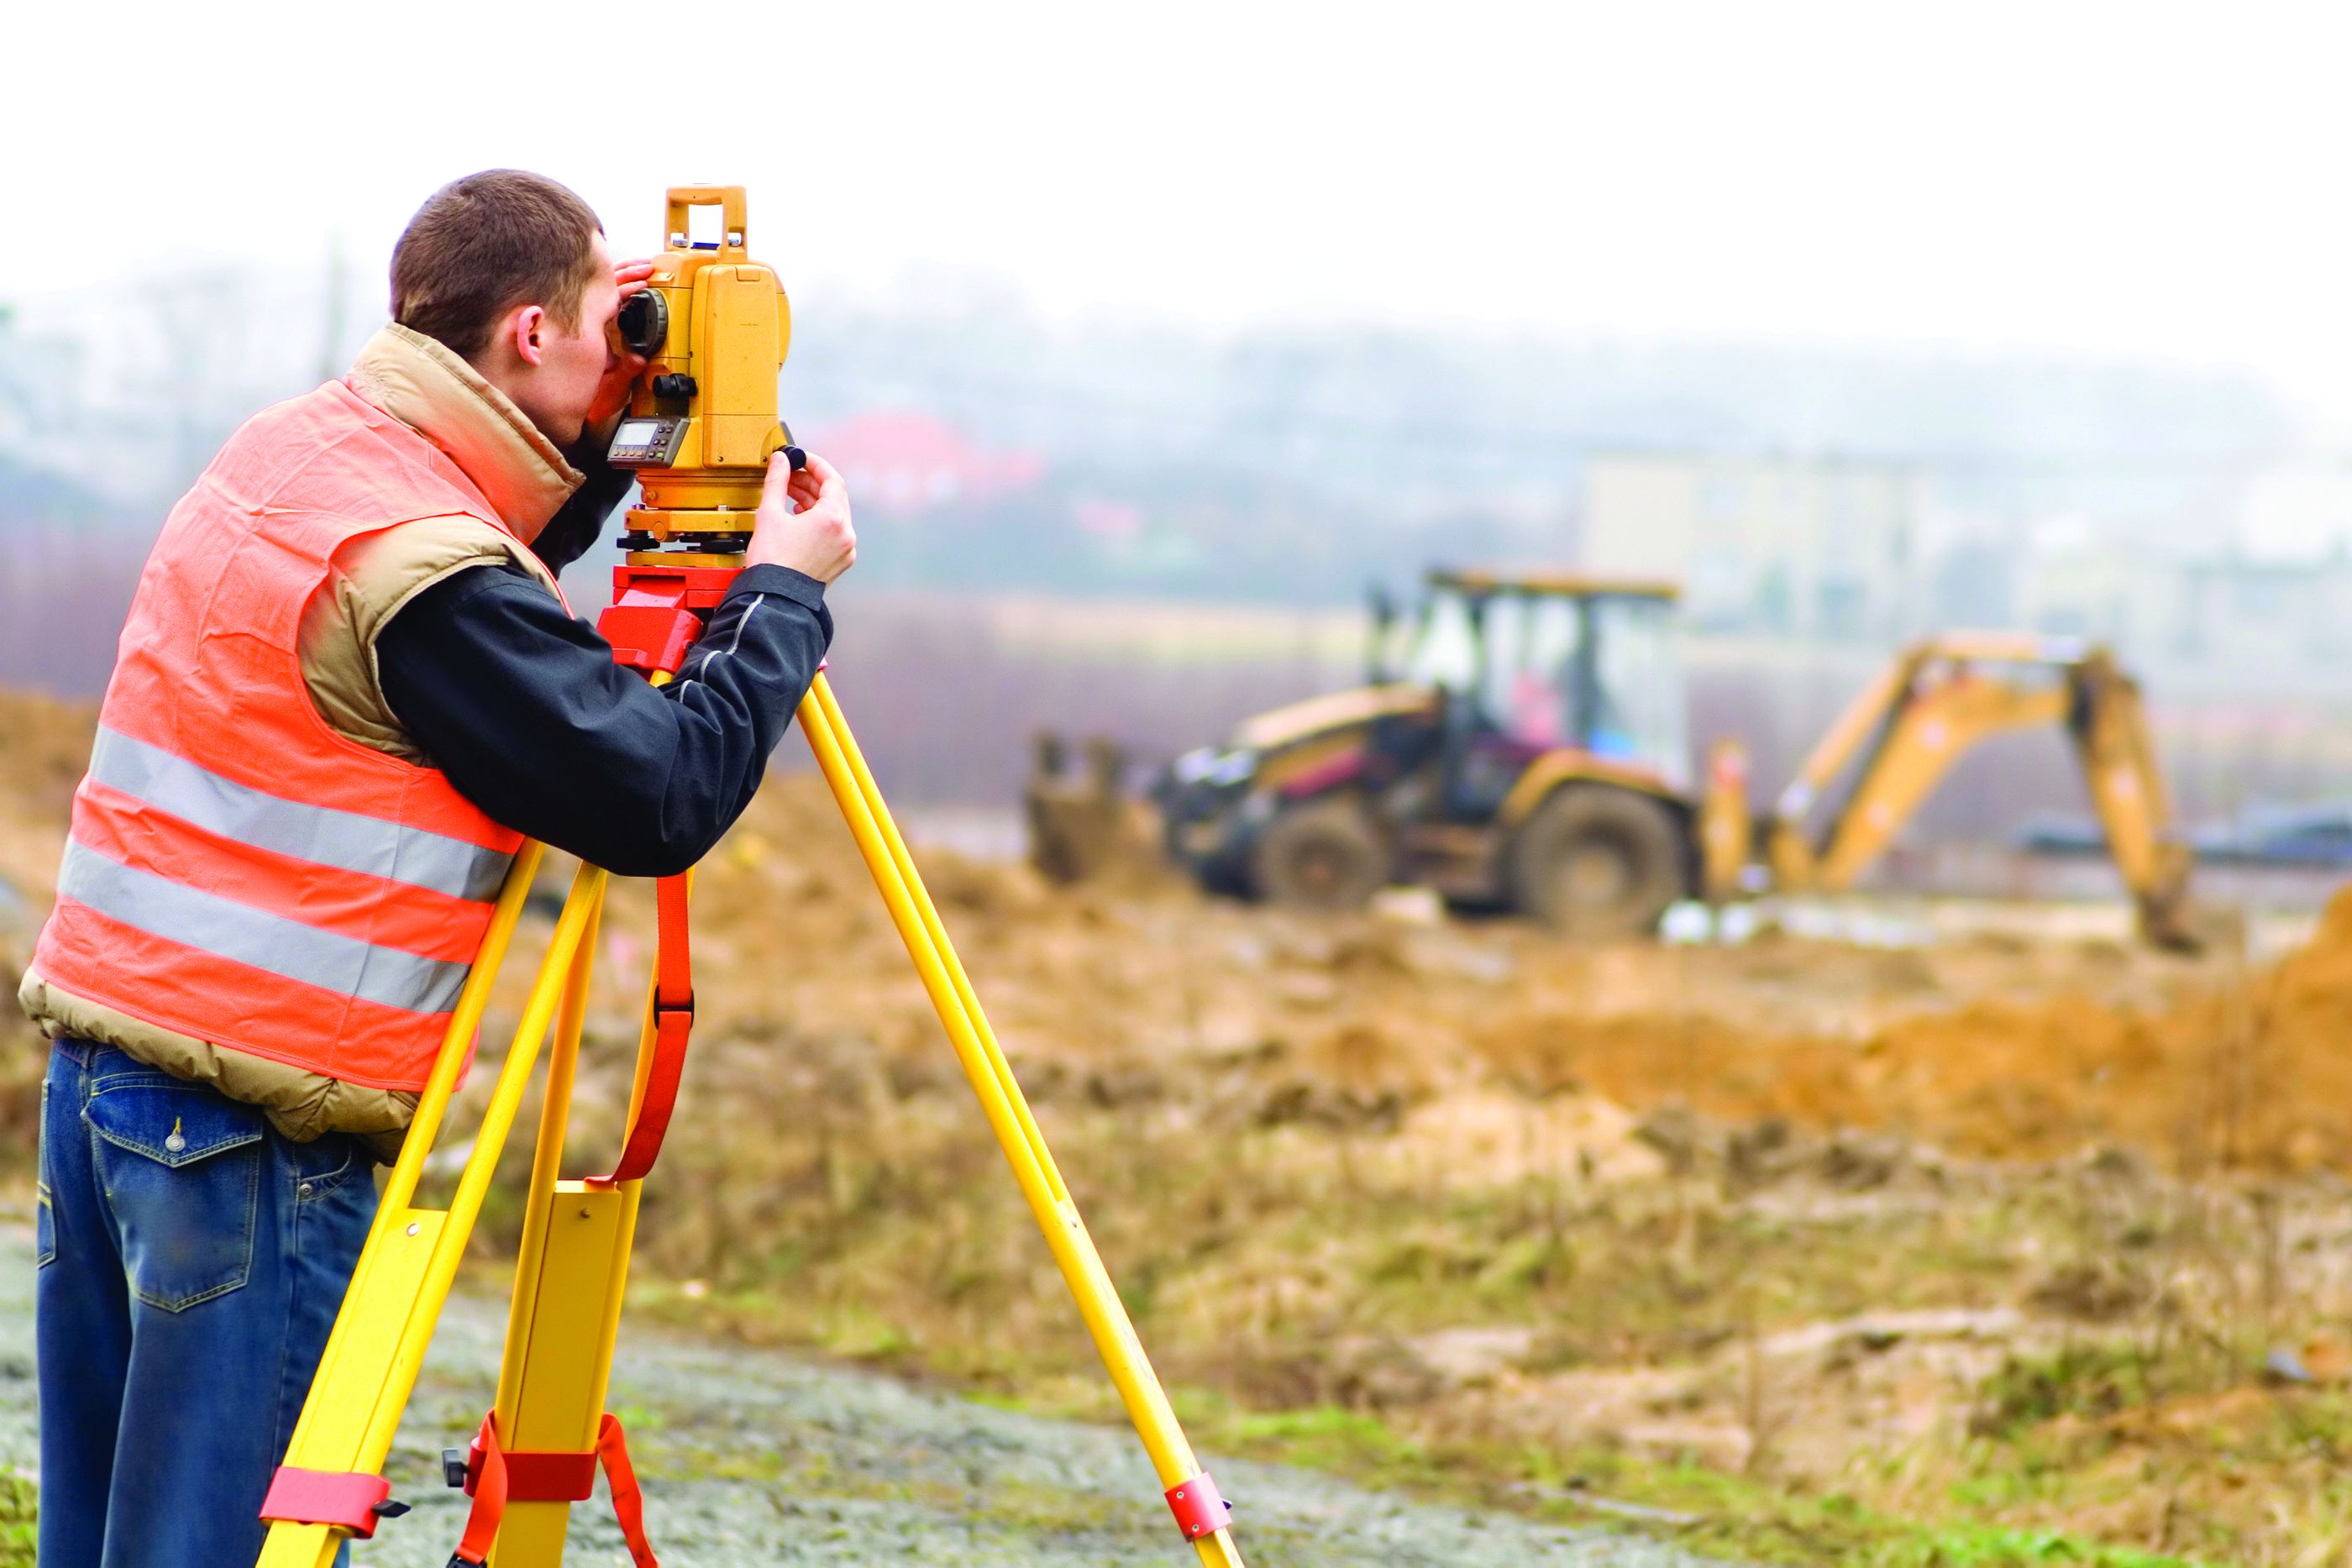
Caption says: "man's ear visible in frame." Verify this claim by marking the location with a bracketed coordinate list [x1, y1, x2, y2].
[507, 304, 549, 368]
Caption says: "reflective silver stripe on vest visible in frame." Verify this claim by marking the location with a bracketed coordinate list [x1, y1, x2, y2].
[59, 839, 470, 1015]
[87, 726, 512, 902]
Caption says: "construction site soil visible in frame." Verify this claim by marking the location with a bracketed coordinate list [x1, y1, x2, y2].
[9, 688, 2352, 1564]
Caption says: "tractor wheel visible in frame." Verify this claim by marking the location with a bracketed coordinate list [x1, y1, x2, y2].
[1252, 798, 1389, 911]
[1509, 785, 1686, 939]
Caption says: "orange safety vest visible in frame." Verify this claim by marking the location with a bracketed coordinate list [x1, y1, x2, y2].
[33, 379, 548, 1092]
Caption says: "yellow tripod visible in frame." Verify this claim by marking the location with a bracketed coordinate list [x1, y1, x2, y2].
[254, 673, 1246, 1567]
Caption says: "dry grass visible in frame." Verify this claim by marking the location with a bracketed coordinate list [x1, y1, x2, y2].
[403, 772, 2352, 1564]
[13, 682, 2352, 1563]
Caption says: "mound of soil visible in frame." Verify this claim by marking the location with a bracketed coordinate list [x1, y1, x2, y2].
[3, 678, 2344, 1186]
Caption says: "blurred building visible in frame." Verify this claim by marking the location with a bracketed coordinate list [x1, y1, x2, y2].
[1581, 454, 1924, 642]
[2177, 556, 2352, 675]
[2011, 526, 2184, 653]
[2018, 542, 2352, 692]
[806, 411, 1043, 517]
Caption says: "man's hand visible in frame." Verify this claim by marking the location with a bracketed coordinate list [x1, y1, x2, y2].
[746, 450, 856, 582]
[587, 260, 660, 440]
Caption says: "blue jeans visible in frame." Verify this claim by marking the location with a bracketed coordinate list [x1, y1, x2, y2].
[36, 1038, 376, 1568]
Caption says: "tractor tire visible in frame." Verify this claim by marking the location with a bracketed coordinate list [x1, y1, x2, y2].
[1252, 798, 1389, 912]
[1509, 785, 1686, 939]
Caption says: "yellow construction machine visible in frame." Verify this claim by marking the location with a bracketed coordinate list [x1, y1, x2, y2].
[1733, 630, 2196, 947]
[1157, 570, 2197, 947]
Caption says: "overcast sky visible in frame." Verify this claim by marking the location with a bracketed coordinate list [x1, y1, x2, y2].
[15, 1, 2352, 432]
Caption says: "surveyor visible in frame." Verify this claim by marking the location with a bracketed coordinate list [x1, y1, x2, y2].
[21, 170, 856, 1568]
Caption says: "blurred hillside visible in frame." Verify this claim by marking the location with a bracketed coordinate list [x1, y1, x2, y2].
[0, 454, 144, 695]
[0, 272, 2295, 600]
[782, 307, 2290, 604]
[3, 273, 2343, 836]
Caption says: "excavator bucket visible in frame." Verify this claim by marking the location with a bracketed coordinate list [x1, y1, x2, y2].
[2071, 653, 2201, 952]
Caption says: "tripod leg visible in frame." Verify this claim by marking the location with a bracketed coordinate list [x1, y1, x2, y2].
[482, 882, 662, 1567]
[798, 675, 1247, 1567]
[480, 1179, 638, 1567]
[256, 857, 608, 1568]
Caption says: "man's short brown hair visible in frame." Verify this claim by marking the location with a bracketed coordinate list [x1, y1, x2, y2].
[391, 170, 605, 361]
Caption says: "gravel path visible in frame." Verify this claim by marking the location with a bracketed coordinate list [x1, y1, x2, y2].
[1, 1229, 1726, 1565]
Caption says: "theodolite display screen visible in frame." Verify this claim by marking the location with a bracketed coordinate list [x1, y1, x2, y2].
[608, 417, 688, 469]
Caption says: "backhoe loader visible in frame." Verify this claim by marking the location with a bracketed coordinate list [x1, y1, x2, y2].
[1156, 570, 2197, 948]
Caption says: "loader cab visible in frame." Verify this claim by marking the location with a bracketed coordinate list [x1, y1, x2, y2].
[1384, 571, 1691, 815]
[1159, 567, 1696, 935]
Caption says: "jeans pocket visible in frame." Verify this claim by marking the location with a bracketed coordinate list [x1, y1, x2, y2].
[85, 1080, 265, 1312]
[287, 1131, 361, 1203]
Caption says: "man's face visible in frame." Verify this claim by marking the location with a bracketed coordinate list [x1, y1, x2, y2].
[507, 233, 621, 445]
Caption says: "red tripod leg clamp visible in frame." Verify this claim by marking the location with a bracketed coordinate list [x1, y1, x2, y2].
[1166, 1471, 1232, 1540]
[260, 1466, 395, 1538]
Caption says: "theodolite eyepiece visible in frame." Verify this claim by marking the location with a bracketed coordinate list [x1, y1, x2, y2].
[615, 290, 669, 359]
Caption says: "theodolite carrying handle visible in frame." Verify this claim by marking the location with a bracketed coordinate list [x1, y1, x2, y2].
[665, 186, 748, 254]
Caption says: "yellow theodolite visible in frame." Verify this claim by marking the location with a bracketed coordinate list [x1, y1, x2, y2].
[606, 184, 795, 534]
[252, 187, 1247, 1568]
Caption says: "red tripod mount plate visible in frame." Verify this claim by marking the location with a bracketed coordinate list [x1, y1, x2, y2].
[599, 560, 746, 677]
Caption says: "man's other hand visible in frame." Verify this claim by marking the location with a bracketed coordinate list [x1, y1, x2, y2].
[747, 450, 857, 582]
[587, 260, 659, 439]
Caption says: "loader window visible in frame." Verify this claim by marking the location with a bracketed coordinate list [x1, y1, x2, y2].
[1408, 590, 1479, 695]
[1479, 593, 1582, 745]
[1478, 595, 1528, 735]
[1583, 595, 1691, 791]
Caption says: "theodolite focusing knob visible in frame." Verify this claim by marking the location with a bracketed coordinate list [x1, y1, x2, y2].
[650, 373, 696, 400]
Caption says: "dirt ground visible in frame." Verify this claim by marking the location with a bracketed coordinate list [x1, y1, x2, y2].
[11, 687, 2352, 1563]
[0, 1226, 1711, 1568]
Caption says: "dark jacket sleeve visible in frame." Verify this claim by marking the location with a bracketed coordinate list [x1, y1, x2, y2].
[531, 431, 642, 574]
[374, 562, 832, 876]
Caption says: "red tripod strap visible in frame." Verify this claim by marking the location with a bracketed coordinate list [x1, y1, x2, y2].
[596, 1413, 658, 1568]
[594, 873, 693, 1186]
[451, 1413, 507, 1566]
[451, 1412, 658, 1568]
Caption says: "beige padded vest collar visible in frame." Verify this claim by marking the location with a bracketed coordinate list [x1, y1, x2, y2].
[346, 323, 584, 543]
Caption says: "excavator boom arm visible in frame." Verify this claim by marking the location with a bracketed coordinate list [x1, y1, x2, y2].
[1762, 652, 1919, 890]
[1757, 634, 2197, 949]
[1811, 677, 2066, 886]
